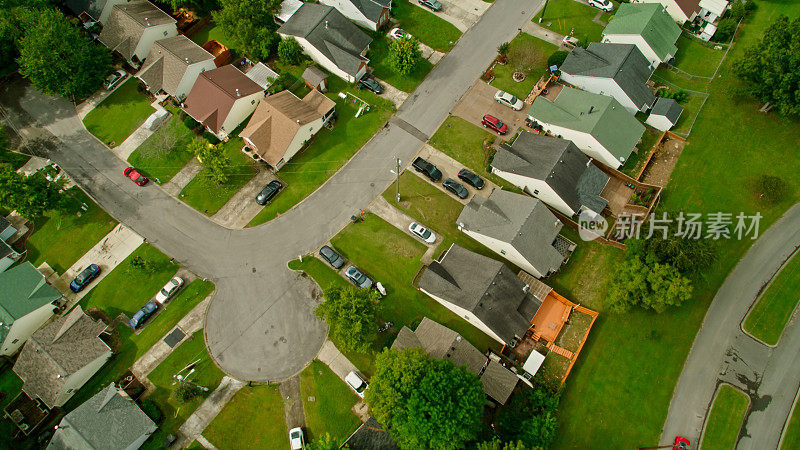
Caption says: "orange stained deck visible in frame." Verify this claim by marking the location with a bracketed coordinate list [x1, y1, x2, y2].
[529, 291, 575, 343]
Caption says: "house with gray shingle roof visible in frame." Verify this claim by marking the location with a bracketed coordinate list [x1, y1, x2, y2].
[456, 189, 573, 278]
[646, 97, 683, 131]
[320, 0, 392, 31]
[13, 306, 112, 408]
[491, 131, 610, 218]
[343, 416, 399, 450]
[559, 42, 656, 114]
[602, 3, 682, 67]
[64, 0, 129, 23]
[0, 262, 62, 356]
[278, 3, 372, 82]
[47, 383, 156, 450]
[135, 35, 216, 101]
[98, 0, 178, 65]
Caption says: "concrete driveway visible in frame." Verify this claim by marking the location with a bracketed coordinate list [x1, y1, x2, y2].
[415, 144, 499, 204]
[414, 0, 491, 32]
[211, 167, 280, 229]
[452, 81, 529, 134]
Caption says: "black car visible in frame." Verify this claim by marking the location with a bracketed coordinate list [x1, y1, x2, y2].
[69, 264, 101, 293]
[357, 75, 383, 94]
[412, 157, 442, 182]
[458, 169, 485, 190]
[256, 180, 283, 205]
[443, 178, 469, 199]
[319, 245, 345, 269]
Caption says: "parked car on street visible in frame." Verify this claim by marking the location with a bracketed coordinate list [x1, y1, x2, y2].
[412, 157, 442, 182]
[319, 245, 345, 269]
[443, 178, 469, 199]
[345, 265, 373, 289]
[587, 0, 614, 12]
[289, 427, 305, 450]
[673, 436, 690, 450]
[418, 0, 442, 11]
[123, 167, 148, 186]
[389, 28, 410, 40]
[69, 264, 101, 293]
[104, 69, 127, 90]
[129, 301, 158, 329]
[345, 371, 369, 398]
[357, 74, 383, 94]
[458, 168, 485, 189]
[481, 114, 508, 134]
[408, 222, 436, 244]
[155, 276, 184, 304]
[494, 90, 525, 110]
[256, 180, 283, 205]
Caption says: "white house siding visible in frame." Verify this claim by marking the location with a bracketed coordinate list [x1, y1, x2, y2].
[217, 92, 264, 140]
[98, 0, 130, 23]
[633, 0, 692, 23]
[279, 118, 325, 169]
[602, 34, 666, 67]
[560, 73, 644, 114]
[319, 0, 379, 30]
[285, 35, 356, 82]
[419, 288, 506, 345]
[134, 25, 178, 63]
[490, 167, 577, 216]
[645, 114, 674, 131]
[530, 119, 622, 169]
[458, 228, 544, 278]
[0, 303, 55, 357]
[174, 60, 218, 101]
[54, 351, 112, 407]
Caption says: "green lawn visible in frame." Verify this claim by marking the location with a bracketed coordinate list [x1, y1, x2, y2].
[180, 135, 257, 216]
[672, 34, 726, 78]
[288, 257, 349, 292]
[127, 114, 197, 184]
[781, 400, 800, 450]
[203, 384, 288, 450]
[299, 360, 361, 443]
[83, 78, 155, 147]
[368, 32, 433, 92]
[533, 0, 610, 43]
[671, 92, 706, 136]
[703, 385, 749, 450]
[189, 22, 233, 50]
[392, 0, 462, 52]
[0, 369, 22, 411]
[248, 86, 393, 226]
[26, 189, 117, 274]
[491, 33, 557, 100]
[744, 252, 800, 345]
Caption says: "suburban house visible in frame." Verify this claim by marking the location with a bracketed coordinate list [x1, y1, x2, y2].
[98, 0, 178, 66]
[646, 97, 683, 131]
[632, 0, 700, 24]
[319, 0, 392, 31]
[64, 0, 129, 23]
[0, 216, 21, 273]
[456, 189, 574, 278]
[278, 3, 372, 82]
[47, 383, 157, 450]
[240, 90, 336, 169]
[183, 65, 264, 141]
[559, 42, 656, 114]
[342, 417, 399, 450]
[602, 3, 682, 67]
[135, 35, 216, 101]
[528, 86, 645, 169]
[0, 262, 63, 357]
[13, 306, 113, 409]
[491, 131, 610, 218]
[392, 317, 520, 405]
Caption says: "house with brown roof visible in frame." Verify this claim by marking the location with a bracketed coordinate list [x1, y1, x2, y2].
[98, 0, 178, 65]
[12, 306, 112, 409]
[183, 65, 264, 140]
[632, 0, 701, 23]
[135, 35, 216, 101]
[240, 90, 336, 169]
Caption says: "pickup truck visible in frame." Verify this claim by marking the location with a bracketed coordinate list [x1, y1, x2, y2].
[412, 157, 442, 182]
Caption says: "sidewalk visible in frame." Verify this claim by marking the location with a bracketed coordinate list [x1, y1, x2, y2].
[112, 96, 169, 161]
[420, 43, 445, 65]
[177, 376, 246, 448]
[163, 159, 203, 197]
[522, 21, 565, 46]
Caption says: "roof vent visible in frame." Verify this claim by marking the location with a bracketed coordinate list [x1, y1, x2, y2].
[235, 88, 240, 97]
[185, 57, 190, 63]
[144, 17, 150, 26]
[456, 336, 462, 342]
[586, 160, 591, 167]
[325, 20, 329, 29]
[522, 285, 529, 293]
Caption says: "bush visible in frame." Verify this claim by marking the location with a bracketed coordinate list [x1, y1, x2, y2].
[727, 0, 755, 21]
[183, 115, 199, 130]
[657, 88, 689, 103]
[202, 131, 220, 145]
[753, 174, 790, 205]
[266, 73, 292, 95]
[278, 37, 304, 65]
[713, 18, 738, 42]
[547, 50, 569, 68]
[174, 383, 204, 403]
[481, 68, 494, 82]
[139, 399, 164, 424]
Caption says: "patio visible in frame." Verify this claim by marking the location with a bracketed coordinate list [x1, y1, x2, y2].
[4, 392, 50, 437]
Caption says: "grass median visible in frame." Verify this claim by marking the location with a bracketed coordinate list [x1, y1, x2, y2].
[703, 385, 749, 450]
[744, 252, 800, 345]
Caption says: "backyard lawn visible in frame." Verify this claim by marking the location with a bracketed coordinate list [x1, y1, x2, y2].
[203, 384, 288, 450]
[299, 360, 361, 443]
[368, 33, 433, 92]
[533, 0, 611, 43]
[127, 115, 197, 184]
[189, 22, 233, 49]
[392, 0, 462, 52]
[702, 385, 749, 450]
[83, 78, 154, 147]
[671, 34, 726, 79]
[744, 252, 800, 345]
[26, 189, 117, 274]
[781, 401, 800, 450]
[491, 33, 557, 100]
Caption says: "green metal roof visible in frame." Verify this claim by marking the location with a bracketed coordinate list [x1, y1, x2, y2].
[603, 3, 681, 61]
[529, 87, 644, 163]
[0, 262, 60, 324]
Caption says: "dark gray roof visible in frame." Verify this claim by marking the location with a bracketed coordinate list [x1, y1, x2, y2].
[344, 416, 400, 450]
[650, 97, 683, 123]
[47, 383, 156, 450]
[560, 43, 655, 110]
[0, 239, 13, 260]
[418, 245, 539, 344]
[0, 216, 11, 232]
[278, 4, 371, 77]
[98, 1, 176, 62]
[481, 360, 519, 405]
[350, 0, 389, 22]
[302, 66, 328, 86]
[577, 164, 610, 214]
[65, 0, 107, 20]
[457, 190, 566, 276]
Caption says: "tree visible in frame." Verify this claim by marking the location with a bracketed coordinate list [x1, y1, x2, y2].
[712, 17, 737, 42]
[129, 256, 158, 273]
[547, 50, 568, 68]
[606, 258, 693, 314]
[627, 218, 717, 275]
[140, 123, 183, 159]
[388, 36, 422, 76]
[278, 37, 304, 65]
[0, 163, 65, 218]
[477, 440, 530, 450]
[497, 41, 510, 64]
[166, 0, 220, 15]
[266, 73, 292, 95]
[16, 8, 111, 99]
[174, 382, 204, 403]
[314, 285, 378, 353]
[733, 15, 800, 117]
[214, 0, 282, 60]
[365, 348, 485, 449]
[306, 433, 339, 450]
[189, 138, 231, 184]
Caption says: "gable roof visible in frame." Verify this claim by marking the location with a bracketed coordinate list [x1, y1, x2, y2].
[673, 0, 701, 17]
[418, 245, 541, 344]
[136, 35, 214, 97]
[98, 1, 176, 61]
[650, 97, 683, 123]
[344, 416, 399, 450]
[303, 66, 328, 86]
[0, 262, 60, 342]
[13, 306, 111, 409]
[48, 383, 156, 450]
[64, 0, 108, 20]
[529, 87, 645, 165]
[603, 3, 681, 61]
[278, 3, 372, 77]
[560, 43, 656, 109]
[183, 65, 263, 133]
[0, 239, 16, 261]
[245, 62, 279, 90]
[327, 0, 390, 22]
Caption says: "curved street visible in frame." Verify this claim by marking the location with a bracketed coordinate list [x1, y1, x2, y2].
[1, 0, 543, 382]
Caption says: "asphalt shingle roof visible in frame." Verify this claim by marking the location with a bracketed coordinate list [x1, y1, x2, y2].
[650, 97, 683, 123]
[245, 62, 279, 90]
[98, 1, 176, 62]
[183, 65, 263, 133]
[136, 35, 213, 97]
[344, 417, 399, 450]
[0, 262, 60, 321]
[603, 3, 681, 61]
[64, 0, 107, 20]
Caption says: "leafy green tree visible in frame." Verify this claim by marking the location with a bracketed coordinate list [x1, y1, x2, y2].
[315, 285, 378, 353]
[278, 37, 304, 65]
[174, 382, 204, 403]
[477, 440, 530, 450]
[547, 50, 568, 68]
[496, 382, 559, 449]
[266, 73, 292, 95]
[713, 17, 737, 42]
[733, 15, 800, 117]
[189, 138, 231, 184]
[306, 433, 339, 450]
[214, 0, 282, 60]
[388, 36, 422, 76]
[628, 218, 717, 275]
[0, 163, 64, 218]
[607, 258, 693, 313]
[166, 0, 220, 15]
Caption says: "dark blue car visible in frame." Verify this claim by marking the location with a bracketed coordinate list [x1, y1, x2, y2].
[69, 264, 101, 293]
[129, 301, 158, 329]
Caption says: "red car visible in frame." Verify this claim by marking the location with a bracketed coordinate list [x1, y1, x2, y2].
[123, 167, 148, 186]
[481, 114, 508, 134]
[673, 436, 690, 450]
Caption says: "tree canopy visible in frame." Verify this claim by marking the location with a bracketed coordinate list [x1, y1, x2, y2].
[606, 258, 693, 313]
[189, 138, 231, 185]
[0, 163, 66, 219]
[278, 37, 304, 65]
[388, 37, 422, 76]
[315, 285, 378, 353]
[214, 0, 282, 60]
[495, 382, 560, 449]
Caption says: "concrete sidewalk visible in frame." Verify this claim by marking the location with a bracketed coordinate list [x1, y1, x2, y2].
[374, 78, 409, 108]
[177, 376, 246, 447]
[317, 340, 360, 382]
[164, 159, 203, 197]
[522, 21, 565, 46]
[112, 96, 169, 161]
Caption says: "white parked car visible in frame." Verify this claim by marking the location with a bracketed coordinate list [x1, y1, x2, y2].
[289, 427, 305, 450]
[408, 222, 436, 244]
[494, 90, 525, 111]
[389, 28, 410, 40]
[104, 69, 127, 91]
[562, 35, 580, 49]
[155, 276, 184, 304]
[345, 371, 368, 399]
[588, 0, 614, 12]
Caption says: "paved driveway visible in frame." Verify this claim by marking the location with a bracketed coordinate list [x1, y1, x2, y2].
[211, 167, 280, 229]
[452, 81, 529, 134]
[414, 0, 491, 32]
[416, 143, 499, 203]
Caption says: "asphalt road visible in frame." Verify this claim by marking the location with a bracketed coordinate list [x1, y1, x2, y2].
[661, 202, 800, 449]
[2, 0, 543, 381]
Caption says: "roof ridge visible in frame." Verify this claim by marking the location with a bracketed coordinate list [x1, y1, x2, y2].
[29, 338, 68, 377]
[60, 416, 94, 449]
[307, 5, 335, 38]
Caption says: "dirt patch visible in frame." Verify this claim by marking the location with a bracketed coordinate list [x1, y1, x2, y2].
[638, 136, 685, 186]
[555, 310, 593, 353]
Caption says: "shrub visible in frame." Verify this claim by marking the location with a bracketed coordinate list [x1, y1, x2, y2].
[752, 174, 790, 205]
[183, 115, 199, 130]
[713, 18, 738, 42]
[481, 68, 494, 82]
[266, 73, 292, 95]
[388, 37, 422, 75]
[547, 50, 569, 68]
[278, 37, 304, 65]
[139, 399, 164, 424]
[202, 131, 220, 145]
[174, 383, 204, 403]
[657, 88, 689, 103]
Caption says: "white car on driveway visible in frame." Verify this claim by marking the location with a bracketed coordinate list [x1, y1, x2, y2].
[494, 90, 525, 111]
[389, 28, 410, 40]
[588, 0, 614, 12]
[345, 371, 368, 399]
[155, 276, 183, 304]
[289, 427, 305, 450]
[408, 222, 436, 244]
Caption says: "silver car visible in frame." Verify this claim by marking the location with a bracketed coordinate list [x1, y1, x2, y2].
[408, 222, 436, 244]
[345, 265, 373, 289]
[494, 90, 525, 111]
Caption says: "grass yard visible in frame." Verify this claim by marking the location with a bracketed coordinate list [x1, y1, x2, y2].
[368, 32, 433, 92]
[83, 78, 155, 147]
[491, 33, 557, 100]
[180, 135, 257, 216]
[300, 360, 362, 443]
[26, 189, 117, 274]
[702, 385, 749, 450]
[0, 369, 22, 411]
[203, 384, 288, 450]
[392, 0, 462, 52]
[744, 252, 800, 345]
[671, 34, 726, 79]
[189, 22, 233, 50]
[533, 0, 610, 43]
[127, 115, 197, 184]
[781, 400, 800, 450]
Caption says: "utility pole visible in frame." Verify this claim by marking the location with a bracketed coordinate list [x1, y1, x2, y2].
[395, 157, 401, 203]
[539, 0, 548, 23]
